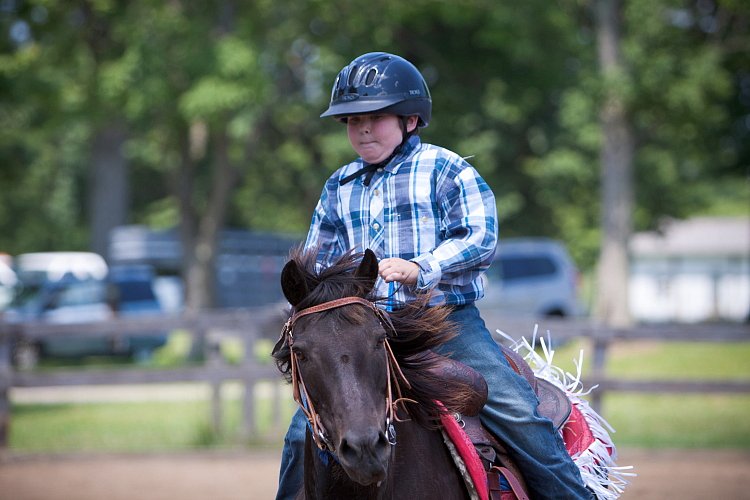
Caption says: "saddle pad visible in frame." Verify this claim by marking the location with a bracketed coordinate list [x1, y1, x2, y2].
[439, 411, 489, 500]
[562, 403, 596, 457]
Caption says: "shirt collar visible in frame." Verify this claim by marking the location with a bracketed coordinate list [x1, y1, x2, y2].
[386, 135, 420, 172]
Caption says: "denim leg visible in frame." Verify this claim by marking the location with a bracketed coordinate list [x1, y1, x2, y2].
[276, 408, 306, 500]
[436, 305, 592, 500]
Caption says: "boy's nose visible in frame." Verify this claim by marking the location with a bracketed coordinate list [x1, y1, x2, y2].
[359, 118, 372, 132]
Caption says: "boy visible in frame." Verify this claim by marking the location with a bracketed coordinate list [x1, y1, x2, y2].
[276, 52, 592, 499]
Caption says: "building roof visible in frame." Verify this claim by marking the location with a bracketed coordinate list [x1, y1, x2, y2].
[629, 216, 750, 257]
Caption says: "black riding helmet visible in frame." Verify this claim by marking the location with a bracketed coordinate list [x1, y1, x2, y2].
[320, 52, 432, 127]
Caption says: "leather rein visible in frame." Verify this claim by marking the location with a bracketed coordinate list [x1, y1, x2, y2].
[279, 296, 413, 452]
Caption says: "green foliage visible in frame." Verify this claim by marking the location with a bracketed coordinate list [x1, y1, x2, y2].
[0, 0, 747, 272]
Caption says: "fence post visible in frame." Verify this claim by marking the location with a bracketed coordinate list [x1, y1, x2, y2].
[590, 327, 612, 414]
[240, 319, 257, 442]
[0, 324, 12, 450]
[206, 328, 224, 437]
[272, 379, 283, 436]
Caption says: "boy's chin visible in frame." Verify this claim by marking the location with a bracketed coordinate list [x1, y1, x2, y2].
[360, 152, 390, 164]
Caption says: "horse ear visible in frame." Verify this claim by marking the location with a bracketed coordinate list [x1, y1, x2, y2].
[355, 249, 379, 292]
[281, 260, 309, 307]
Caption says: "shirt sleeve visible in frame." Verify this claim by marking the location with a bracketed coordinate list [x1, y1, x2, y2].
[411, 159, 498, 292]
[304, 178, 346, 268]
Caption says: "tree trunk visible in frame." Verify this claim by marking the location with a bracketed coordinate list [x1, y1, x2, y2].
[177, 122, 240, 360]
[89, 123, 129, 258]
[176, 122, 205, 312]
[594, 0, 635, 327]
[179, 123, 239, 313]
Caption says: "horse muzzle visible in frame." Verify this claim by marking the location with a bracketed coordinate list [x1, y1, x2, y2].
[337, 426, 392, 485]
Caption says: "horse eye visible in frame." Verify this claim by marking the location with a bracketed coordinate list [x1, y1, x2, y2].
[293, 349, 306, 362]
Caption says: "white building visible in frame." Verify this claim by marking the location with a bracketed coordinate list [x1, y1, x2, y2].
[629, 217, 750, 323]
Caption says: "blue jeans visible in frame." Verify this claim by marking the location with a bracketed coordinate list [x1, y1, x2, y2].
[276, 304, 591, 499]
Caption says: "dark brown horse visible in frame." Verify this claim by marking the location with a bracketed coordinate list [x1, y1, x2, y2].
[273, 248, 486, 499]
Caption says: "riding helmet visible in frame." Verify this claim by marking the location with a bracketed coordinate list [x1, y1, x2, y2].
[320, 52, 432, 127]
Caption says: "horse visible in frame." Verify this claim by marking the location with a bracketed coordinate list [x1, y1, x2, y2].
[272, 248, 490, 499]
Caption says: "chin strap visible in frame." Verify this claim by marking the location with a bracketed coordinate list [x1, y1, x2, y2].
[339, 161, 386, 186]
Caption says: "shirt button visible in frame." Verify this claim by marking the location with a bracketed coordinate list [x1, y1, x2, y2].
[377, 167, 384, 172]
[373, 189, 380, 196]
[373, 222, 381, 230]
[421, 216, 429, 223]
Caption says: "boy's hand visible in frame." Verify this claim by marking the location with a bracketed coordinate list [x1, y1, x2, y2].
[379, 258, 419, 285]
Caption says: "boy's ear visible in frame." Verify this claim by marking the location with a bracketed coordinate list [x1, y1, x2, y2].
[406, 115, 419, 133]
[355, 249, 379, 293]
[280, 260, 309, 307]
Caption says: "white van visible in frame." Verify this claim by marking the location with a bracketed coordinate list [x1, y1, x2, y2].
[0, 257, 17, 310]
[14, 252, 108, 283]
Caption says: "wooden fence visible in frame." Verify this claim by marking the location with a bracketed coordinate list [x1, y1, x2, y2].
[480, 311, 750, 412]
[0, 306, 289, 449]
[1, 308, 749, 449]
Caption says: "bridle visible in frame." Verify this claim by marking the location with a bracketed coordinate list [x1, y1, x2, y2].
[279, 296, 413, 452]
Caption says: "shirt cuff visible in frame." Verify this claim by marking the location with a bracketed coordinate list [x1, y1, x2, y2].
[411, 254, 442, 292]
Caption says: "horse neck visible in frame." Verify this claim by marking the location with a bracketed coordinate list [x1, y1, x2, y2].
[303, 438, 395, 499]
[303, 421, 469, 500]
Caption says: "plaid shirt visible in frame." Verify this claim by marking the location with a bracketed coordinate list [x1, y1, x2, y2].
[305, 135, 498, 307]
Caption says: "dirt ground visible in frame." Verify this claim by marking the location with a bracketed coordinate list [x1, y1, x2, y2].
[1, 447, 749, 500]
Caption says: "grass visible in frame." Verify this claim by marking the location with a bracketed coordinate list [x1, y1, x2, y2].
[10, 388, 298, 454]
[12, 401, 216, 453]
[540, 338, 750, 449]
[604, 393, 750, 449]
[7, 337, 750, 453]
[550, 338, 750, 380]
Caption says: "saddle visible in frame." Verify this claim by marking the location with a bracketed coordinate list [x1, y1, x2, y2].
[421, 345, 572, 427]
[425, 346, 572, 500]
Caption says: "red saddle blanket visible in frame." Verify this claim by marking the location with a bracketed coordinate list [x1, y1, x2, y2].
[440, 411, 490, 500]
[440, 400, 610, 500]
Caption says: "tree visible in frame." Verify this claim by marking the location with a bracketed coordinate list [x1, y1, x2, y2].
[2, 0, 747, 323]
[594, 0, 635, 327]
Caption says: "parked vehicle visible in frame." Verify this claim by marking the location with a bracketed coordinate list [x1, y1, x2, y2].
[0, 257, 17, 310]
[478, 238, 584, 318]
[4, 252, 167, 364]
[14, 251, 109, 283]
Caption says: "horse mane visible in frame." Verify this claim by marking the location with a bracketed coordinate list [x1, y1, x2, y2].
[272, 247, 480, 429]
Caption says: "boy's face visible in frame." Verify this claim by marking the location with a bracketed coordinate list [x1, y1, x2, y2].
[345, 114, 417, 164]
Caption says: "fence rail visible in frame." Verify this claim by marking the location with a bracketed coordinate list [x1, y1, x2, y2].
[1, 309, 749, 449]
[0, 306, 288, 448]
[480, 312, 750, 411]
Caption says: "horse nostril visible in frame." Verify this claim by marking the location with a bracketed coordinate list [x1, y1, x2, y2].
[376, 430, 389, 447]
[339, 429, 389, 462]
[339, 437, 354, 456]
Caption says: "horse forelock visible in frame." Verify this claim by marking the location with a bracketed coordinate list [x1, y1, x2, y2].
[288, 247, 377, 310]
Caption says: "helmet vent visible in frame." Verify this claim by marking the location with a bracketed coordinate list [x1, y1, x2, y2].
[364, 68, 377, 85]
[347, 66, 358, 87]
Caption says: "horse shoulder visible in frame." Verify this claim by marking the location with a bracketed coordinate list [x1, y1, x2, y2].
[392, 421, 471, 499]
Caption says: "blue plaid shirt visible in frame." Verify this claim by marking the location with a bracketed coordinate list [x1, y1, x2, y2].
[305, 135, 498, 307]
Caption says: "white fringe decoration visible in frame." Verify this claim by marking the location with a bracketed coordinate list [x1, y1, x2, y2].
[496, 326, 635, 499]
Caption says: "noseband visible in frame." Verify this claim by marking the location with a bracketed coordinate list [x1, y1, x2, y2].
[279, 296, 413, 452]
